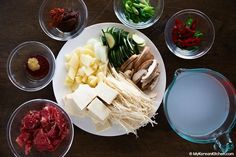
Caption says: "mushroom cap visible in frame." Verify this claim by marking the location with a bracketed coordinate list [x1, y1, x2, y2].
[136, 59, 153, 71]
[132, 69, 147, 84]
[141, 66, 160, 90]
[123, 69, 134, 79]
[133, 46, 154, 70]
[120, 54, 139, 72]
[142, 59, 158, 80]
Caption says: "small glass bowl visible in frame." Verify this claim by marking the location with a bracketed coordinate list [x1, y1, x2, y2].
[164, 9, 215, 59]
[114, 0, 164, 29]
[39, 0, 88, 41]
[7, 99, 74, 157]
[7, 41, 55, 92]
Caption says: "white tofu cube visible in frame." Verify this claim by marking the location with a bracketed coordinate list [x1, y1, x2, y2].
[95, 82, 118, 104]
[87, 98, 110, 121]
[63, 94, 86, 117]
[87, 110, 103, 124]
[72, 84, 97, 110]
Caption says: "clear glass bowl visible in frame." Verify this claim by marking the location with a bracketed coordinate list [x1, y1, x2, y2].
[164, 9, 215, 59]
[114, 0, 164, 29]
[7, 99, 74, 157]
[7, 41, 56, 92]
[39, 0, 88, 41]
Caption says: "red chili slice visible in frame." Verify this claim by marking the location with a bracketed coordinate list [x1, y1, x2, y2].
[190, 20, 197, 30]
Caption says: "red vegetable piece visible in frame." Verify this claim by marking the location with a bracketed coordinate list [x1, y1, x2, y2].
[190, 20, 197, 30]
[178, 37, 201, 48]
[181, 28, 195, 39]
[175, 19, 184, 29]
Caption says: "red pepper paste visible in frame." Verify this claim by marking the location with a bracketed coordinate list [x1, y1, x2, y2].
[26, 55, 49, 79]
[172, 18, 203, 50]
[49, 8, 79, 32]
[15, 105, 69, 155]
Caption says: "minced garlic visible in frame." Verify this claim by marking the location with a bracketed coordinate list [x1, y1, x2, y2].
[27, 57, 40, 71]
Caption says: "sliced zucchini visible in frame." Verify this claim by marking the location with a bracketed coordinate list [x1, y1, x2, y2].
[127, 35, 134, 51]
[110, 50, 117, 67]
[116, 49, 123, 66]
[101, 36, 107, 45]
[104, 32, 116, 49]
[121, 46, 130, 60]
[132, 33, 145, 45]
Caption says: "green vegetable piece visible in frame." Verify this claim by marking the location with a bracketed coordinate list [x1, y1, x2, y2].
[132, 6, 139, 15]
[132, 33, 145, 45]
[101, 36, 107, 45]
[143, 6, 154, 12]
[125, 3, 133, 12]
[133, 3, 146, 8]
[139, 0, 149, 5]
[185, 18, 193, 27]
[104, 32, 116, 49]
[194, 30, 203, 38]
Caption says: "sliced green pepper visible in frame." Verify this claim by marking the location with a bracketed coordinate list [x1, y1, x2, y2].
[185, 18, 193, 27]
[194, 30, 203, 37]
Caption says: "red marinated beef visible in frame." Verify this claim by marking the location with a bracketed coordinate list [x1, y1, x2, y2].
[15, 104, 69, 155]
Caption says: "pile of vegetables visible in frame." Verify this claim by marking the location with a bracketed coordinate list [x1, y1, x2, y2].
[123, 0, 155, 23]
[101, 27, 145, 67]
[172, 17, 203, 50]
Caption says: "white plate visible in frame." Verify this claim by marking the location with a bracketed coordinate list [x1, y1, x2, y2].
[53, 23, 166, 136]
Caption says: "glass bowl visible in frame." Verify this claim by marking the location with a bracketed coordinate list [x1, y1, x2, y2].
[114, 0, 164, 29]
[39, 0, 88, 41]
[7, 99, 74, 157]
[7, 41, 56, 92]
[164, 9, 215, 59]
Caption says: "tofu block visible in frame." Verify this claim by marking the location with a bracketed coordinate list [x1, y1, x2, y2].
[87, 98, 110, 121]
[63, 94, 86, 117]
[95, 82, 118, 104]
[72, 84, 97, 110]
[87, 110, 103, 124]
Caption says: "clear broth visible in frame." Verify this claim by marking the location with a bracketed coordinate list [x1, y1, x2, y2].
[166, 72, 230, 137]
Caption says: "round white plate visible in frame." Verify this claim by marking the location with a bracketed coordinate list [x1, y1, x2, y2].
[53, 23, 166, 136]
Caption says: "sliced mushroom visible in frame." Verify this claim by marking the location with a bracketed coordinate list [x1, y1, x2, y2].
[120, 54, 139, 72]
[149, 75, 160, 90]
[133, 46, 154, 70]
[132, 69, 147, 84]
[141, 67, 160, 90]
[142, 59, 158, 80]
[124, 56, 139, 72]
[123, 69, 134, 79]
[136, 59, 153, 71]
